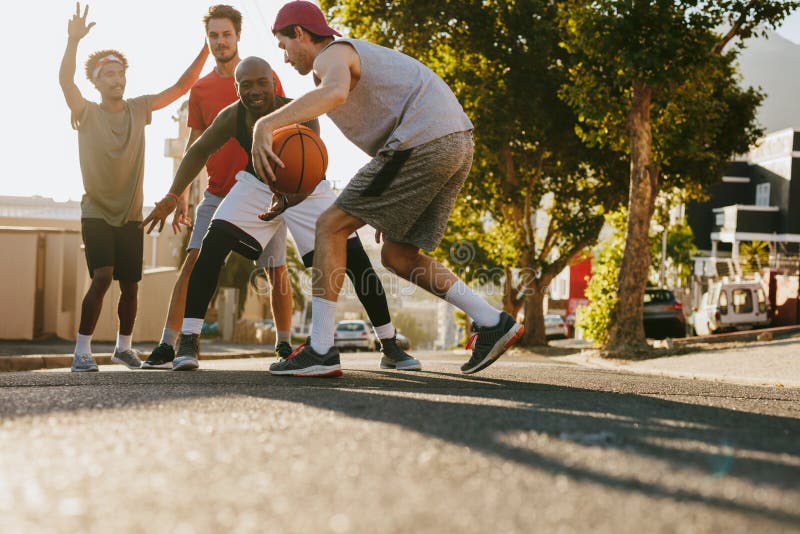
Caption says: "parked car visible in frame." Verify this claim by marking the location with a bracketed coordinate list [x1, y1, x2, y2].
[692, 281, 770, 336]
[564, 314, 576, 338]
[544, 314, 568, 339]
[643, 288, 687, 339]
[334, 320, 376, 351]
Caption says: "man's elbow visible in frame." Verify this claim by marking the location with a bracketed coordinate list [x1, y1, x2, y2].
[328, 87, 348, 107]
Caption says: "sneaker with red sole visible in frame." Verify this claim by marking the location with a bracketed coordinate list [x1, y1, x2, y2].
[461, 312, 524, 374]
[269, 341, 342, 377]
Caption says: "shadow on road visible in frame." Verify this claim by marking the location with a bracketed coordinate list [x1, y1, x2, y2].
[1, 368, 798, 525]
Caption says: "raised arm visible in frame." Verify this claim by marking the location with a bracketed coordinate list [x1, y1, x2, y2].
[251, 43, 355, 182]
[142, 106, 236, 233]
[59, 2, 95, 125]
[148, 44, 210, 111]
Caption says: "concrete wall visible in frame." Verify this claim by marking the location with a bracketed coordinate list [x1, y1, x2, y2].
[91, 267, 178, 342]
[0, 230, 38, 339]
[0, 226, 180, 341]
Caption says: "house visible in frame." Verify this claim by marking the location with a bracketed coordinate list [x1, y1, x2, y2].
[688, 128, 800, 260]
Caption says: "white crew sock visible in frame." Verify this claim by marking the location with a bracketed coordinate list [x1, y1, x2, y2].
[309, 297, 337, 354]
[116, 333, 132, 352]
[444, 280, 501, 328]
[181, 318, 204, 336]
[277, 330, 292, 344]
[74, 333, 92, 355]
[373, 323, 396, 340]
[160, 328, 179, 347]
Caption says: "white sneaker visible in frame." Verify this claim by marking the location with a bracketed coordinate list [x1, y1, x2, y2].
[71, 353, 98, 373]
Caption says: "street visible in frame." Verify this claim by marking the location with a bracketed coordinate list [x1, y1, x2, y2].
[0, 350, 798, 533]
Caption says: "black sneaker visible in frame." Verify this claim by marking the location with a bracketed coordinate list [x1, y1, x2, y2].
[275, 341, 293, 362]
[141, 343, 175, 370]
[379, 337, 421, 371]
[461, 312, 524, 375]
[269, 342, 342, 377]
[172, 334, 200, 371]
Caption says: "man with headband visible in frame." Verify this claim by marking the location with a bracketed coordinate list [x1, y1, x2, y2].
[58, 2, 209, 372]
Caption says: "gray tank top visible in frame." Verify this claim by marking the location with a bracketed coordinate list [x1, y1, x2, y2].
[322, 38, 473, 157]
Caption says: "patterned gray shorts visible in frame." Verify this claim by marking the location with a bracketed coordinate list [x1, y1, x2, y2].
[335, 130, 473, 251]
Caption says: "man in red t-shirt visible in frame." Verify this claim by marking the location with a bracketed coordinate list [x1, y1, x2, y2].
[143, 4, 293, 369]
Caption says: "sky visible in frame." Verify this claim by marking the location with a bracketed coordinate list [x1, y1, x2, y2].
[3, 2, 800, 205]
[4, 0, 369, 204]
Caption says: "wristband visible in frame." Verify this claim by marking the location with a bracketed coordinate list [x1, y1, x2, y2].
[165, 192, 180, 204]
[281, 194, 290, 210]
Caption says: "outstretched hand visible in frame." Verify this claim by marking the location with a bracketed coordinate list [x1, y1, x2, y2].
[68, 2, 95, 40]
[252, 119, 284, 185]
[171, 196, 192, 234]
[258, 193, 288, 222]
[141, 197, 178, 234]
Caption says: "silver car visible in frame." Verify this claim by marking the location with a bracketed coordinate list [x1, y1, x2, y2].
[334, 320, 377, 352]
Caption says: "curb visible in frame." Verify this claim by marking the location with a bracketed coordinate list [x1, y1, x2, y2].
[0, 351, 271, 373]
[671, 324, 800, 346]
[562, 352, 800, 388]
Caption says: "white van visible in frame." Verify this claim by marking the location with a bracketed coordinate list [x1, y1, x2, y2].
[692, 281, 770, 336]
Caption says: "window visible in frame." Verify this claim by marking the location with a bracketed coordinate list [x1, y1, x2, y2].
[732, 289, 754, 314]
[718, 290, 728, 315]
[336, 322, 365, 332]
[756, 183, 771, 207]
[757, 288, 767, 314]
[644, 290, 673, 304]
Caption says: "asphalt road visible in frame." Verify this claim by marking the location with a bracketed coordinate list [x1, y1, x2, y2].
[0, 350, 798, 533]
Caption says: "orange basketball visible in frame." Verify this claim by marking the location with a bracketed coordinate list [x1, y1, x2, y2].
[270, 124, 328, 195]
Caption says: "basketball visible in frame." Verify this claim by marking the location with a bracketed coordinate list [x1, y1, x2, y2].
[270, 124, 328, 195]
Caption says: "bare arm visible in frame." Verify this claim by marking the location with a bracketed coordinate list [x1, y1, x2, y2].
[251, 43, 356, 183]
[169, 127, 204, 233]
[148, 44, 210, 111]
[142, 107, 236, 233]
[59, 3, 95, 124]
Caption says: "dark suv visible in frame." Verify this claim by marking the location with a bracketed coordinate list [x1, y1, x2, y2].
[643, 288, 687, 339]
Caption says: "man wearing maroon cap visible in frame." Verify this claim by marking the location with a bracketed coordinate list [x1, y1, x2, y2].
[253, 0, 524, 377]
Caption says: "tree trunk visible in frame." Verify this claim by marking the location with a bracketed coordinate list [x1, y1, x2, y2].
[605, 81, 657, 356]
[522, 280, 548, 346]
[502, 266, 524, 318]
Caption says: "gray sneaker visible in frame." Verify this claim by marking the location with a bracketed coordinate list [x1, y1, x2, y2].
[269, 342, 342, 377]
[111, 348, 143, 369]
[71, 353, 99, 373]
[379, 337, 421, 371]
[173, 333, 200, 371]
[461, 312, 524, 375]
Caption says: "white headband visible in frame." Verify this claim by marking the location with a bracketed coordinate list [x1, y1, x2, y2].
[92, 54, 124, 80]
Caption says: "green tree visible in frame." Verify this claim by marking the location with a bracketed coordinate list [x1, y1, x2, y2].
[322, 0, 626, 346]
[739, 240, 770, 276]
[558, 0, 793, 355]
[578, 210, 626, 347]
[650, 221, 698, 288]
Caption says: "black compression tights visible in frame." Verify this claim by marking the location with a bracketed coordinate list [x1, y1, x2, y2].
[185, 225, 238, 320]
[186, 229, 392, 329]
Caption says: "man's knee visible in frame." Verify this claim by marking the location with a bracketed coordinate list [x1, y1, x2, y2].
[90, 267, 114, 291]
[316, 206, 361, 239]
[381, 241, 419, 273]
[118, 281, 139, 299]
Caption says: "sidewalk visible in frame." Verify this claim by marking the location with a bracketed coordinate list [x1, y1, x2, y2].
[555, 336, 800, 388]
[0, 339, 273, 372]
